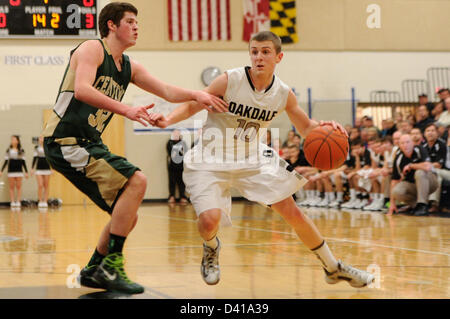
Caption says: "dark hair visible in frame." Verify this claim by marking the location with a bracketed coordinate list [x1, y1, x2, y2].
[99, 2, 138, 38]
[438, 88, 450, 94]
[424, 122, 438, 131]
[351, 139, 363, 147]
[380, 136, 393, 144]
[249, 31, 282, 54]
[418, 94, 427, 98]
[9, 135, 23, 155]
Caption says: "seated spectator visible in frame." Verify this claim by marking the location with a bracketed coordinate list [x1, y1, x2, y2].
[354, 117, 362, 129]
[349, 127, 360, 142]
[436, 97, 450, 136]
[344, 124, 353, 135]
[367, 127, 380, 141]
[362, 116, 382, 135]
[363, 139, 386, 211]
[414, 105, 435, 132]
[341, 139, 372, 209]
[406, 113, 416, 126]
[394, 111, 404, 127]
[418, 94, 435, 114]
[399, 120, 414, 134]
[292, 133, 302, 147]
[388, 134, 437, 216]
[437, 88, 450, 103]
[360, 128, 369, 146]
[282, 129, 295, 148]
[381, 118, 396, 137]
[410, 128, 424, 146]
[431, 101, 444, 121]
[422, 123, 447, 213]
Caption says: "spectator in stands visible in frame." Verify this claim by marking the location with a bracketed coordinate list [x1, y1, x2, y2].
[166, 130, 188, 204]
[0, 135, 29, 208]
[414, 105, 435, 132]
[419, 94, 435, 114]
[363, 116, 382, 135]
[399, 120, 414, 134]
[381, 118, 396, 137]
[406, 113, 416, 126]
[286, 144, 310, 203]
[360, 128, 369, 146]
[388, 134, 437, 216]
[432, 101, 444, 121]
[282, 129, 295, 147]
[354, 117, 362, 129]
[437, 88, 450, 103]
[394, 112, 404, 127]
[364, 139, 386, 211]
[436, 97, 450, 136]
[422, 123, 447, 213]
[292, 133, 302, 147]
[349, 127, 360, 142]
[341, 139, 372, 209]
[367, 127, 380, 141]
[410, 128, 425, 146]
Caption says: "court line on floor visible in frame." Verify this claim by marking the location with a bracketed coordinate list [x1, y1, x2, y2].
[146, 212, 450, 258]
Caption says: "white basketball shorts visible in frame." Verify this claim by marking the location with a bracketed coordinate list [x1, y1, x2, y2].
[183, 157, 307, 227]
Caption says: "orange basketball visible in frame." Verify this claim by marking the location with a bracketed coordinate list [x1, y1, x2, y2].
[303, 125, 349, 170]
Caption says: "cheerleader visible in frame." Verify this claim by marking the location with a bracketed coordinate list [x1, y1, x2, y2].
[0, 135, 29, 207]
[31, 136, 52, 208]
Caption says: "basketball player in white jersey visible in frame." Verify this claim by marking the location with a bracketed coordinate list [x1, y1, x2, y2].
[149, 31, 374, 288]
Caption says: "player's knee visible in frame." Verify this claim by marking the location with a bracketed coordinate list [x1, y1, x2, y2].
[128, 171, 147, 193]
[199, 210, 221, 232]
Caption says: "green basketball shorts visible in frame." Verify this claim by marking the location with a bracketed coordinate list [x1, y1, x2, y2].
[44, 137, 140, 213]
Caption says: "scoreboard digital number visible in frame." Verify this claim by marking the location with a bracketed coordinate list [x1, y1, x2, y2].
[0, 0, 97, 38]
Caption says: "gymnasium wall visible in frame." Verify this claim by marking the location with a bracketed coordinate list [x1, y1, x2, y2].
[1, 0, 450, 201]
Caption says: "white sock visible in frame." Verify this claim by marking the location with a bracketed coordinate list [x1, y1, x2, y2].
[315, 190, 320, 198]
[350, 189, 356, 200]
[311, 241, 338, 273]
[328, 192, 336, 202]
[307, 190, 313, 199]
[337, 192, 343, 201]
[205, 237, 218, 249]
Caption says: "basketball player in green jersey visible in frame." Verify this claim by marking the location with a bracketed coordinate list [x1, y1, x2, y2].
[149, 31, 375, 289]
[42, 2, 227, 294]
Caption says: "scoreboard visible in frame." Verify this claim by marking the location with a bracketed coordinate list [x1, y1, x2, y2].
[0, 0, 97, 38]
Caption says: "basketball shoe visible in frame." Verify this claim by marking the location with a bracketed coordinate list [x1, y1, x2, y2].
[79, 265, 104, 289]
[201, 237, 221, 285]
[324, 260, 375, 288]
[92, 252, 144, 294]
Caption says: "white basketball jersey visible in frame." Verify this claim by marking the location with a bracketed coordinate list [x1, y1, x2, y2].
[185, 66, 291, 170]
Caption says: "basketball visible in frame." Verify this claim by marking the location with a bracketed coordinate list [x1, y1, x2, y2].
[303, 125, 349, 170]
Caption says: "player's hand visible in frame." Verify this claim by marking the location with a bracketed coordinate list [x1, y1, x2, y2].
[124, 104, 154, 126]
[30, 170, 35, 177]
[318, 120, 349, 138]
[148, 113, 169, 128]
[194, 91, 228, 113]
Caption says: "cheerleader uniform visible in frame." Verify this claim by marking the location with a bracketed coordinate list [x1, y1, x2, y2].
[1, 148, 28, 177]
[32, 145, 52, 175]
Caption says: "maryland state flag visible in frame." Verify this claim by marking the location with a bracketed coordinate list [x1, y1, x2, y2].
[243, 0, 298, 44]
[269, 0, 298, 43]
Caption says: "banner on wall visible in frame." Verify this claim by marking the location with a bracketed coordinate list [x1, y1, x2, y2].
[132, 95, 207, 134]
[168, 0, 231, 41]
[243, 0, 298, 44]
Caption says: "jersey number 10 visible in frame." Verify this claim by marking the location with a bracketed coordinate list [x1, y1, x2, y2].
[234, 119, 261, 142]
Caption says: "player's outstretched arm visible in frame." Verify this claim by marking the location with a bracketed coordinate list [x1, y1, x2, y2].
[285, 90, 348, 138]
[130, 60, 228, 112]
[149, 73, 229, 128]
[72, 40, 152, 126]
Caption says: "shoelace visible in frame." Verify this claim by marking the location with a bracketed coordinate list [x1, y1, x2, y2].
[341, 263, 364, 280]
[204, 247, 218, 269]
[105, 254, 133, 284]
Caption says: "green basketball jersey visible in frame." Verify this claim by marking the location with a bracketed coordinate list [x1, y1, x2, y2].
[43, 39, 131, 142]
